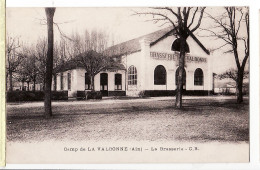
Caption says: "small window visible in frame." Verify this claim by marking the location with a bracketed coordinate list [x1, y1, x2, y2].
[54, 74, 57, 91]
[67, 73, 71, 90]
[194, 68, 204, 86]
[154, 65, 167, 85]
[115, 74, 122, 90]
[60, 73, 64, 90]
[85, 73, 91, 90]
[128, 66, 137, 85]
[175, 67, 186, 86]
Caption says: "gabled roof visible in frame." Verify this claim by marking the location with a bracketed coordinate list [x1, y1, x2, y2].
[104, 27, 175, 57]
[104, 26, 210, 57]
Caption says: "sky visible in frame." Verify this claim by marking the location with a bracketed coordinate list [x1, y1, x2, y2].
[6, 7, 249, 74]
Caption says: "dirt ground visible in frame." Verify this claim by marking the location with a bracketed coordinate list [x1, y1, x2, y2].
[6, 96, 249, 143]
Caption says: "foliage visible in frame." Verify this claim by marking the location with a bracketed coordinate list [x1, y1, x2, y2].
[138, 90, 146, 98]
[86, 91, 102, 100]
[7, 91, 44, 102]
[6, 91, 68, 102]
[76, 91, 86, 100]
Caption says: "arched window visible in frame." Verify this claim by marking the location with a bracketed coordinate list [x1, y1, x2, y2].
[175, 67, 186, 86]
[194, 68, 204, 86]
[85, 73, 91, 90]
[171, 38, 190, 53]
[115, 73, 122, 90]
[154, 65, 166, 85]
[128, 66, 137, 85]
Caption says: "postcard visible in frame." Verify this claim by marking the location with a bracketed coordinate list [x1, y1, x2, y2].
[4, 6, 249, 164]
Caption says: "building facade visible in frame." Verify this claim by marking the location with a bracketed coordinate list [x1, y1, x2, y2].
[53, 27, 213, 97]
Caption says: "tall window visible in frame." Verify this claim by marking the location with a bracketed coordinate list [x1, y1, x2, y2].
[54, 74, 57, 91]
[85, 73, 91, 90]
[194, 68, 204, 86]
[60, 73, 64, 90]
[100, 73, 108, 91]
[154, 65, 166, 85]
[67, 72, 71, 90]
[171, 38, 190, 53]
[128, 66, 137, 85]
[175, 67, 186, 86]
[115, 74, 122, 90]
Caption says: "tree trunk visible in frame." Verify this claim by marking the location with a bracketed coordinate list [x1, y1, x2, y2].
[44, 8, 55, 118]
[22, 81, 24, 91]
[6, 72, 8, 91]
[9, 71, 13, 91]
[33, 79, 36, 92]
[43, 75, 46, 90]
[27, 81, 30, 91]
[237, 70, 244, 103]
[175, 37, 186, 109]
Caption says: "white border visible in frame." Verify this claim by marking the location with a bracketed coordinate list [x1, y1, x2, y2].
[3, 0, 260, 169]
[5, 0, 253, 7]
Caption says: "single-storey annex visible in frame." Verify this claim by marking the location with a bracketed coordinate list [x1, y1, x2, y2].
[52, 27, 213, 97]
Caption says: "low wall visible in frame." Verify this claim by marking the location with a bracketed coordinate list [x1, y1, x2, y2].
[7, 91, 68, 102]
[143, 90, 214, 97]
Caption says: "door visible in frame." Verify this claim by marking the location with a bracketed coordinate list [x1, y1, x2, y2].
[100, 73, 108, 96]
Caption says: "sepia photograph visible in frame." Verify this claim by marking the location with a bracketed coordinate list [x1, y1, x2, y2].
[5, 6, 249, 163]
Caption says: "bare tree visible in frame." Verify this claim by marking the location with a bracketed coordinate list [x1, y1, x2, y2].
[17, 46, 38, 91]
[77, 50, 115, 90]
[35, 38, 48, 89]
[59, 28, 111, 91]
[219, 68, 249, 82]
[6, 36, 23, 91]
[203, 7, 249, 103]
[44, 7, 56, 118]
[134, 7, 206, 108]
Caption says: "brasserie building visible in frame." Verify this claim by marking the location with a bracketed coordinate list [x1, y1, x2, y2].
[52, 27, 213, 97]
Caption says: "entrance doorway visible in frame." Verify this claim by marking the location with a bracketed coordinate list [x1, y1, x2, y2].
[100, 73, 108, 96]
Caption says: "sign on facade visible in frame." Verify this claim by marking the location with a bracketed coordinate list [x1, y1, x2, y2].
[150, 51, 207, 63]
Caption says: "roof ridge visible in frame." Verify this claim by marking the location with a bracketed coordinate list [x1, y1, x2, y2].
[104, 26, 210, 57]
[107, 26, 173, 48]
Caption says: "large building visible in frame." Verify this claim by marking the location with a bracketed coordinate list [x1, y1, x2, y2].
[52, 27, 213, 97]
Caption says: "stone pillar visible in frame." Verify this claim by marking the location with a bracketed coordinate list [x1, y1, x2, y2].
[139, 38, 151, 91]
[207, 55, 213, 93]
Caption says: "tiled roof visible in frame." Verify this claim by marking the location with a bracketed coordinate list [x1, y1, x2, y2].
[104, 26, 176, 56]
[104, 26, 210, 56]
